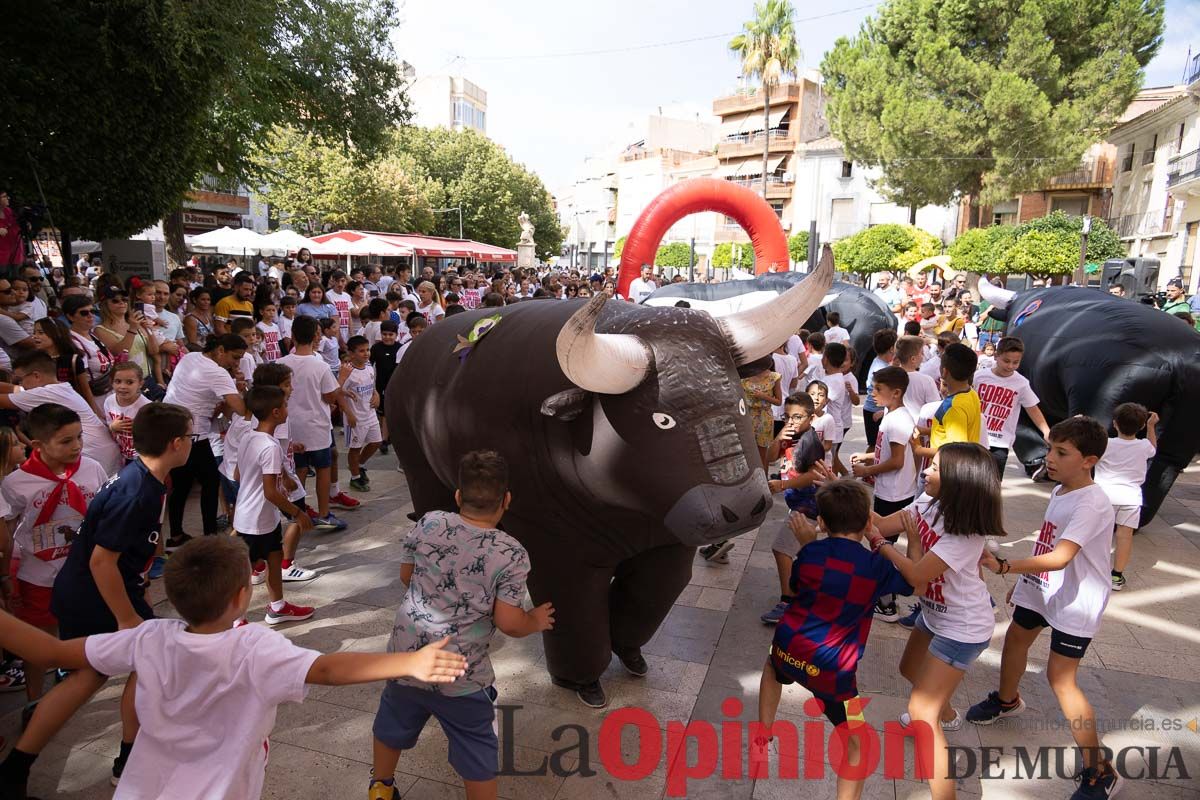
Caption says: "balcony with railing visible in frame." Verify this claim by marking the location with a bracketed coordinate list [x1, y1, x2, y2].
[1106, 210, 1175, 238]
[716, 129, 797, 158]
[1047, 156, 1113, 189]
[713, 82, 803, 116]
[724, 173, 794, 199]
[1167, 148, 1200, 191]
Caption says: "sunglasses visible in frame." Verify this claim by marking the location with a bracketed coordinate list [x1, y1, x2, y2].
[75, 309, 95, 317]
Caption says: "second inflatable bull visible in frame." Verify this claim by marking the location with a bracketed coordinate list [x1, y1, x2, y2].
[979, 277, 1200, 525]
[388, 250, 834, 700]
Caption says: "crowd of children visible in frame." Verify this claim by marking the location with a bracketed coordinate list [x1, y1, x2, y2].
[749, 305, 1161, 800]
[0, 259, 1170, 800]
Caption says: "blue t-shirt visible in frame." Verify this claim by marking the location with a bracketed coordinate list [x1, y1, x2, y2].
[296, 302, 335, 320]
[771, 537, 912, 700]
[51, 458, 166, 624]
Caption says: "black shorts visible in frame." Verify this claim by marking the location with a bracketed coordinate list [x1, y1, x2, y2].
[768, 662, 860, 727]
[1011, 605, 1093, 658]
[873, 495, 914, 518]
[989, 447, 1009, 482]
[239, 525, 283, 562]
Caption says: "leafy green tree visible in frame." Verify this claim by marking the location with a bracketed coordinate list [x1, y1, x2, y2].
[730, 0, 801, 197]
[654, 242, 692, 268]
[787, 231, 810, 264]
[711, 242, 755, 269]
[1, 0, 407, 265]
[396, 128, 562, 259]
[948, 211, 1123, 275]
[613, 236, 627, 260]
[820, 0, 1164, 213]
[833, 224, 940, 275]
[250, 127, 436, 236]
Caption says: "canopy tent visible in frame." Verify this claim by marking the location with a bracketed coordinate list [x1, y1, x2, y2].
[310, 231, 517, 264]
[258, 229, 317, 254]
[189, 226, 268, 255]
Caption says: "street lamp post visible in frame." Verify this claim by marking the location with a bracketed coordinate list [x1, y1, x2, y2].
[434, 207, 463, 239]
[1075, 214, 1092, 286]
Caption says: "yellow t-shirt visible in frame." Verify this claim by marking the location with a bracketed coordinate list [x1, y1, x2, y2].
[929, 389, 982, 450]
[214, 296, 253, 324]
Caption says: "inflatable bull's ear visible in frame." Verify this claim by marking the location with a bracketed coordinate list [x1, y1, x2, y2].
[556, 293, 654, 394]
[719, 244, 835, 365]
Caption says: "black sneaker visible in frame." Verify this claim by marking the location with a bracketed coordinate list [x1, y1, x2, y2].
[966, 691, 1026, 725]
[575, 681, 608, 709]
[873, 600, 901, 623]
[165, 533, 193, 553]
[617, 650, 648, 677]
[1071, 765, 1123, 799]
[110, 754, 126, 788]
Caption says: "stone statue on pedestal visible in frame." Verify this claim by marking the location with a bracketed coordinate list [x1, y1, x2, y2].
[517, 211, 536, 268]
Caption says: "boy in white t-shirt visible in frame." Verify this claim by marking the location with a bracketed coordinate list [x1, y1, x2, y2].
[1095, 402, 1158, 591]
[255, 301, 283, 363]
[233, 385, 315, 625]
[973, 417, 1121, 799]
[103, 363, 151, 467]
[339, 336, 382, 494]
[326, 270, 353, 345]
[805, 380, 836, 469]
[769, 343, 800, 441]
[802, 332, 825, 384]
[823, 311, 850, 345]
[17, 535, 467, 800]
[974, 337, 1050, 481]
[850, 366, 917, 622]
[1, 403, 108, 704]
[278, 296, 297, 354]
[895, 336, 941, 422]
[820, 343, 857, 476]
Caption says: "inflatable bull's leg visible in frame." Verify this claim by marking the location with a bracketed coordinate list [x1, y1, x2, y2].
[389, 412, 457, 518]
[608, 542, 694, 662]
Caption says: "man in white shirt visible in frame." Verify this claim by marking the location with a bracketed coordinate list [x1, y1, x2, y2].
[627, 265, 657, 304]
[872, 272, 903, 312]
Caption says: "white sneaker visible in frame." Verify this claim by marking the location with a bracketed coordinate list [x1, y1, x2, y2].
[282, 564, 318, 582]
[251, 565, 266, 585]
[900, 710, 963, 732]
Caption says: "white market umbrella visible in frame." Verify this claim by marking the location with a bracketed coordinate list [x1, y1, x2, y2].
[310, 235, 412, 269]
[258, 229, 316, 255]
[189, 226, 268, 255]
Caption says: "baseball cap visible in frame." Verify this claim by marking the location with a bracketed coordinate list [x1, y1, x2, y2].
[1167, 278, 1183, 288]
[98, 284, 128, 301]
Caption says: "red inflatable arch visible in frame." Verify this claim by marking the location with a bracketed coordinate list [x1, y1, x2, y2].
[616, 178, 790, 299]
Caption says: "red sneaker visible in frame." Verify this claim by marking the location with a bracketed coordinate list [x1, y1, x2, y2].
[264, 602, 315, 625]
[329, 492, 361, 510]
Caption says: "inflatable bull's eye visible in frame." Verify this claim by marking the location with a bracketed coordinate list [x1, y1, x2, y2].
[652, 413, 677, 430]
[738, 398, 747, 415]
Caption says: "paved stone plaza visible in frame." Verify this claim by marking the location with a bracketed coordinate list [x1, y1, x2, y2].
[4, 421, 1198, 800]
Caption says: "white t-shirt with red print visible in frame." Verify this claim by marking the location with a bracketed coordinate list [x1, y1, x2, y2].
[326, 290, 352, 342]
[103, 394, 151, 463]
[908, 495, 995, 644]
[256, 322, 282, 362]
[974, 368, 1039, 450]
[1011, 484, 1114, 638]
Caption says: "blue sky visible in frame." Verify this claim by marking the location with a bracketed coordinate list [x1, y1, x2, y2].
[392, 0, 1200, 191]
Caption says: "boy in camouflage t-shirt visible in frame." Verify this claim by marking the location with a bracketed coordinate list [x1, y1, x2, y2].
[370, 451, 554, 800]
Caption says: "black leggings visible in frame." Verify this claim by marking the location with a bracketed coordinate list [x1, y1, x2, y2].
[863, 407, 882, 449]
[168, 438, 221, 537]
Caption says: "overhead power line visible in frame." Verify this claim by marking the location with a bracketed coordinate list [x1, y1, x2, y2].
[462, 4, 878, 62]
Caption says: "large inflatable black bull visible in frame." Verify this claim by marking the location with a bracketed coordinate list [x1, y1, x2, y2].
[387, 252, 834, 692]
[979, 277, 1200, 526]
[644, 274, 897, 386]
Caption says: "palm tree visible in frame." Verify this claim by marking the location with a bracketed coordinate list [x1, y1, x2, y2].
[729, 0, 801, 199]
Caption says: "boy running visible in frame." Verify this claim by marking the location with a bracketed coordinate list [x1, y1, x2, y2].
[974, 337, 1050, 480]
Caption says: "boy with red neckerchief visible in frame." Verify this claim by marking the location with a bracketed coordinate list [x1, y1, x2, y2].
[0, 403, 108, 707]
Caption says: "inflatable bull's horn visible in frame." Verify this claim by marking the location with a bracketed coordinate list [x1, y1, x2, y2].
[978, 275, 1017, 310]
[556, 295, 653, 394]
[719, 244, 835, 365]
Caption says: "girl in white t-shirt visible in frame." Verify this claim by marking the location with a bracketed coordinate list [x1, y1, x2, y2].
[805, 380, 836, 469]
[868, 443, 1004, 799]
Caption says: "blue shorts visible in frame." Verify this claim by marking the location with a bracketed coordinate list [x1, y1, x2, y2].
[294, 446, 332, 471]
[914, 612, 989, 671]
[373, 682, 498, 781]
[220, 474, 240, 507]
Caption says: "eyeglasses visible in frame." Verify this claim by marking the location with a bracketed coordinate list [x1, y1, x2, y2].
[110, 297, 128, 303]
[75, 309, 94, 317]
[785, 413, 810, 421]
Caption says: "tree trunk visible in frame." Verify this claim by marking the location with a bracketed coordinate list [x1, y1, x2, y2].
[61, 230, 73, 281]
[163, 206, 187, 267]
[908, 203, 917, 225]
[762, 85, 771, 199]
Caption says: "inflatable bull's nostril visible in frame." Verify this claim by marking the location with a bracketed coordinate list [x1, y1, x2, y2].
[387, 179, 831, 691]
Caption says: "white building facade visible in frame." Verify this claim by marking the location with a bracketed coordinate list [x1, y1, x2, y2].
[1107, 72, 1200, 293]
